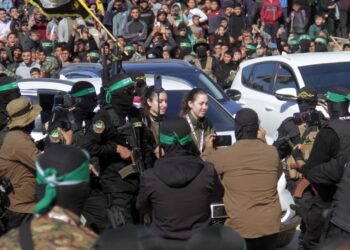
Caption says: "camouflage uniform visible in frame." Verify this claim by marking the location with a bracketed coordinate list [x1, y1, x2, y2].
[41, 56, 60, 78]
[0, 206, 96, 249]
[0, 64, 21, 79]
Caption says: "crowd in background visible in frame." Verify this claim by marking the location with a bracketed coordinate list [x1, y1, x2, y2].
[0, 0, 350, 87]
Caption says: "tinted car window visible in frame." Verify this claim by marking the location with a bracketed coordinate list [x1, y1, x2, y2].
[249, 63, 276, 94]
[166, 91, 235, 131]
[299, 62, 350, 94]
[241, 65, 253, 85]
[274, 64, 297, 92]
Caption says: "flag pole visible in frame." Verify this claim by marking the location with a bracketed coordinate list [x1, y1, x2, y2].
[78, 0, 117, 42]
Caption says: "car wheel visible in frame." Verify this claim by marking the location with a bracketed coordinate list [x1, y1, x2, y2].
[276, 228, 297, 248]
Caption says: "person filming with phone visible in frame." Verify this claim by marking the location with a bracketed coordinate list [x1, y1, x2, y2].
[202, 108, 282, 250]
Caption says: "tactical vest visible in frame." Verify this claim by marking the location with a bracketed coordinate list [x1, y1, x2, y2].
[0, 127, 8, 150]
[287, 124, 318, 179]
[326, 119, 350, 232]
[193, 57, 215, 80]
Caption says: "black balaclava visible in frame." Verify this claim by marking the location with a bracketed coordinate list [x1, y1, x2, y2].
[326, 87, 350, 120]
[234, 108, 259, 140]
[0, 76, 21, 128]
[297, 86, 318, 113]
[160, 117, 199, 156]
[21, 120, 36, 134]
[36, 145, 90, 216]
[71, 81, 97, 121]
[196, 45, 208, 58]
[106, 73, 135, 117]
[299, 39, 311, 53]
[186, 225, 246, 250]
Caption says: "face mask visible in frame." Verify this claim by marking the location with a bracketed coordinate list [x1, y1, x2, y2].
[77, 96, 97, 113]
[111, 88, 134, 116]
[196, 47, 207, 58]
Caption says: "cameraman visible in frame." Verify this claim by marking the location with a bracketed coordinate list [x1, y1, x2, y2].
[273, 87, 326, 249]
[273, 87, 325, 193]
[293, 87, 350, 249]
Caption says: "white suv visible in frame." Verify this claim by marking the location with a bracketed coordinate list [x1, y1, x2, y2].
[228, 52, 350, 138]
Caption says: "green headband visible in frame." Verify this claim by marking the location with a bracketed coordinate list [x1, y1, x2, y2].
[71, 87, 96, 97]
[160, 132, 192, 145]
[180, 42, 192, 48]
[0, 82, 18, 92]
[89, 52, 100, 59]
[246, 44, 256, 51]
[42, 41, 53, 48]
[288, 39, 299, 45]
[299, 34, 311, 41]
[327, 91, 349, 102]
[34, 158, 90, 214]
[315, 37, 327, 46]
[105, 77, 134, 104]
[124, 46, 136, 52]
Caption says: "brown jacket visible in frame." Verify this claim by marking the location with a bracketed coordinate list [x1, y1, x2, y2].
[203, 139, 282, 238]
[0, 130, 41, 213]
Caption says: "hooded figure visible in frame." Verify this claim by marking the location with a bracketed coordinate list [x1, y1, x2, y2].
[136, 117, 222, 249]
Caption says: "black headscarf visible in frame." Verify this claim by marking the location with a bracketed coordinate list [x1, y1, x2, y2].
[36, 145, 90, 216]
[234, 108, 259, 140]
[327, 87, 350, 120]
[160, 117, 198, 156]
[106, 73, 135, 117]
[70, 81, 97, 121]
[297, 86, 318, 113]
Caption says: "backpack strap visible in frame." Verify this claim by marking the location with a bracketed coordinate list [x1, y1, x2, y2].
[19, 221, 34, 250]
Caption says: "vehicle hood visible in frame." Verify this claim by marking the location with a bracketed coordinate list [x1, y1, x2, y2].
[153, 154, 204, 188]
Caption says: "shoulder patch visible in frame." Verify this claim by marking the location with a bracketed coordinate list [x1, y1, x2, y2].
[93, 120, 106, 134]
[133, 122, 142, 128]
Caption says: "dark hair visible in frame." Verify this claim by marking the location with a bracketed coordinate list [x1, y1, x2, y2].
[180, 88, 207, 115]
[142, 86, 166, 115]
[6, 32, 16, 39]
[0, 8, 6, 13]
[30, 67, 40, 74]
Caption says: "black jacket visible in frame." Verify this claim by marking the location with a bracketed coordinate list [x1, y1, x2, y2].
[83, 105, 150, 193]
[136, 153, 222, 246]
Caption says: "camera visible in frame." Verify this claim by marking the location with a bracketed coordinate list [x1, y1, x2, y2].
[293, 110, 322, 126]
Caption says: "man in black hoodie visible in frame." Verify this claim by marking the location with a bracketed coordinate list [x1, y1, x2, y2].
[137, 117, 222, 249]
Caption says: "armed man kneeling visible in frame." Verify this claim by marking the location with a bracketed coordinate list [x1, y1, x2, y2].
[202, 108, 282, 250]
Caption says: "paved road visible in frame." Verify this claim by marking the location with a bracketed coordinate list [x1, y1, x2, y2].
[278, 229, 300, 250]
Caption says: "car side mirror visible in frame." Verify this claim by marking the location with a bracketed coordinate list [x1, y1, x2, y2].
[226, 89, 241, 101]
[275, 88, 297, 101]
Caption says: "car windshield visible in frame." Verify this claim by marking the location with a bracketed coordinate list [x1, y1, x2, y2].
[166, 91, 235, 131]
[299, 62, 350, 94]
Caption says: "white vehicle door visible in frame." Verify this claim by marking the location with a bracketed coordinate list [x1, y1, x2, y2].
[241, 62, 279, 135]
[234, 62, 278, 123]
[261, 63, 300, 139]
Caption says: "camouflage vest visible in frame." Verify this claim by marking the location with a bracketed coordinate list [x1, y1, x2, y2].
[286, 124, 319, 179]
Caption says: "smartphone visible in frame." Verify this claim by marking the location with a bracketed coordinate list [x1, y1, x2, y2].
[154, 74, 162, 93]
[213, 135, 232, 148]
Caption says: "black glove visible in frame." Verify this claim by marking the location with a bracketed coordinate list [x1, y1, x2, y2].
[291, 149, 304, 161]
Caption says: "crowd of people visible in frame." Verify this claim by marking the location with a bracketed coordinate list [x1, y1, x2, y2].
[0, 0, 350, 87]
